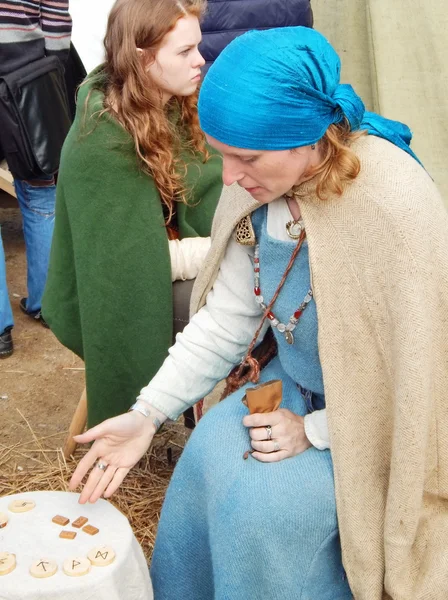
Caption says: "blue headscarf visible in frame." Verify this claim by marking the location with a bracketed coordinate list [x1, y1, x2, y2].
[198, 27, 420, 164]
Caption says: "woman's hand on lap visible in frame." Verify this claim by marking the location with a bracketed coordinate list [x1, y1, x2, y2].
[69, 411, 157, 503]
[243, 408, 312, 462]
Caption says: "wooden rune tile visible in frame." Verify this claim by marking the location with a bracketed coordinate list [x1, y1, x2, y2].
[82, 524, 99, 536]
[60, 530, 77, 540]
[52, 515, 70, 526]
[30, 558, 58, 578]
[87, 546, 115, 566]
[63, 556, 91, 577]
[0, 552, 16, 576]
[8, 499, 35, 513]
[0, 512, 8, 528]
[72, 516, 88, 528]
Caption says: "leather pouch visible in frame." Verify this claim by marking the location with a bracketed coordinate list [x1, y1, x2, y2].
[242, 379, 282, 414]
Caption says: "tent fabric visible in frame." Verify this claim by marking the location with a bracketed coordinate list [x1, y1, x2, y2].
[312, 0, 448, 204]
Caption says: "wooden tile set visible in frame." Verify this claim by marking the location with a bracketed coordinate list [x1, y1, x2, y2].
[52, 514, 99, 539]
[0, 498, 114, 578]
[1, 547, 116, 577]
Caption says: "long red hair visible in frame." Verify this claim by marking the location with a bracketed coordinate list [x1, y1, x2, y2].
[100, 0, 207, 222]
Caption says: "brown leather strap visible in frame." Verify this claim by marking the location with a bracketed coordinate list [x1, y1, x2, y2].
[223, 230, 306, 397]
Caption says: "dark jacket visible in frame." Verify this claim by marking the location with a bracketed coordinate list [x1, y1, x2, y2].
[199, 0, 313, 72]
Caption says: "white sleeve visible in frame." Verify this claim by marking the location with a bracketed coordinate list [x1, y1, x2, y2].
[304, 409, 331, 450]
[169, 237, 211, 282]
[138, 237, 267, 420]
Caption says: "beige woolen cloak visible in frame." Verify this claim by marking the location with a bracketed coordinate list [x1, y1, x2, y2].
[190, 136, 448, 599]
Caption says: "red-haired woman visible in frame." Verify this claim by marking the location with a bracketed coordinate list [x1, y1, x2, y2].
[42, 0, 222, 427]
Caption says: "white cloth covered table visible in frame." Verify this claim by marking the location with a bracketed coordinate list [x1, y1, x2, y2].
[0, 491, 153, 600]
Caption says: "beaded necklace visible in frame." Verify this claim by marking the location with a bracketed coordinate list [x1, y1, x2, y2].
[253, 230, 313, 345]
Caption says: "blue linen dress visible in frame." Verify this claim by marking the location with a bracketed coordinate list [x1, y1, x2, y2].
[150, 206, 352, 599]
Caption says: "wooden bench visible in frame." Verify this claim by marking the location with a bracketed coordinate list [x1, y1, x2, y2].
[0, 161, 16, 199]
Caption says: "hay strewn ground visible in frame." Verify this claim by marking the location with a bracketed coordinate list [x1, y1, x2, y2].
[0, 412, 188, 562]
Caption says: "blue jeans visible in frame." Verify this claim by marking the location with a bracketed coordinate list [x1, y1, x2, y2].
[0, 175, 55, 333]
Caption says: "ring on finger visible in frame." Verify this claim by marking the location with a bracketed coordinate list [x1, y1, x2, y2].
[265, 425, 272, 440]
[91, 466, 117, 501]
[273, 441, 280, 452]
[96, 461, 108, 471]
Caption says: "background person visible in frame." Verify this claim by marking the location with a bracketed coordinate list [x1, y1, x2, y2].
[199, 0, 313, 73]
[0, 0, 72, 358]
[42, 0, 223, 428]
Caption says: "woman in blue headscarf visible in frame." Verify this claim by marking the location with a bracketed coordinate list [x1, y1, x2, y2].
[69, 27, 448, 599]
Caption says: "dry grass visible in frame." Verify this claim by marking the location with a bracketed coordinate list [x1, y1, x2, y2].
[0, 412, 188, 562]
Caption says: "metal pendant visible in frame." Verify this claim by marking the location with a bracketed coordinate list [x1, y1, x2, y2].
[235, 215, 256, 246]
[285, 219, 304, 240]
[285, 331, 295, 345]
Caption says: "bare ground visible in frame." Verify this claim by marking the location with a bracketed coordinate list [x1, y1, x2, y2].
[1, 193, 85, 456]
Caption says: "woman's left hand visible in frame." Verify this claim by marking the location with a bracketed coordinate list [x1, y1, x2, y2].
[243, 408, 312, 462]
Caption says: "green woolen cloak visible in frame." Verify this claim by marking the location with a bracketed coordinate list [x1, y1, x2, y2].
[42, 74, 223, 427]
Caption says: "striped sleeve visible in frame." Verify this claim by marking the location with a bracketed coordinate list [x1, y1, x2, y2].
[40, 0, 72, 62]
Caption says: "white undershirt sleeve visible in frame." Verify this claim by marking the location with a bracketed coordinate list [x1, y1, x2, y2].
[169, 237, 211, 282]
[138, 237, 267, 420]
[304, 409, 330, 450]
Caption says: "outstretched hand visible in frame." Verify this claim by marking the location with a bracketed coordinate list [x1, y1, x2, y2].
[69, 411, 157, 504]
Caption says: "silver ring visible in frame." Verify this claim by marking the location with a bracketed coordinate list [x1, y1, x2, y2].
[265, 425, 272, 440]
[96, 461, 107, 471]
[273, 441, 280, 452]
